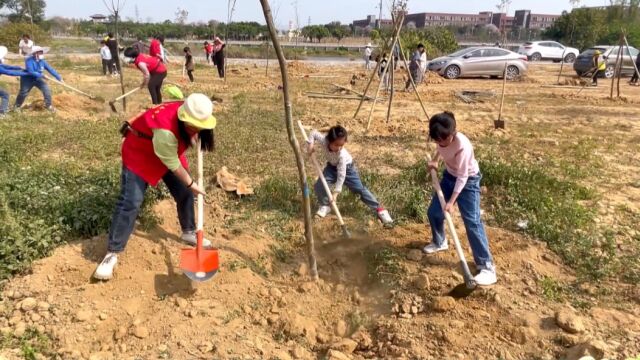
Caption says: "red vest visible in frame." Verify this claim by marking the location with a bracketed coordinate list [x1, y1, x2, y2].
[121, 102, 192, 186]
[134, 53, 166, 74]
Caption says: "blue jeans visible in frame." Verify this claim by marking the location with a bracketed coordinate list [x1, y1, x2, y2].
[107, 166, 195, 253]
[15, 76, 52, 108]
[314, 163, 380, 212]
[427, 171, 493, 268]
[0, 87, 9, 114]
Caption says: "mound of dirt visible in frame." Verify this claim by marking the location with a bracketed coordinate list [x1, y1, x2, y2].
[22, 92, 102, 119]
[424, 71, 445, 84]
[287, 61, 319, 75]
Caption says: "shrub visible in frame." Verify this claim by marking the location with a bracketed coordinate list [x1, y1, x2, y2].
[0, 23, 51, 53]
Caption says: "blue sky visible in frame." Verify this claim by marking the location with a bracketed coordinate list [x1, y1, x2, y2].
[46, 0, 609, 28]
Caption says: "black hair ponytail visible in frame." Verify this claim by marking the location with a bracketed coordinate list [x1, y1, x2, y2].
[177, 121, 215, 152]
[326, 125, 348, 144]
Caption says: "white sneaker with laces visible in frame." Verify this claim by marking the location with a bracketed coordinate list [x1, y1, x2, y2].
[474, 266, 497, 286]
[315, 205, 332, 218]
[377, 209, 393, 225]
[181, 232, 212, 248]
[422, 241, 449, 254]
[94, 253, 118, 280]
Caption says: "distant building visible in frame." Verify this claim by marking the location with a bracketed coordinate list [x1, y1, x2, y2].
[353, 9, 560, 32]
[352, 15, 395, 30]
[513, 10, 560, 30]
[90, 14, 108, 23]
[404, 12, 493, 28]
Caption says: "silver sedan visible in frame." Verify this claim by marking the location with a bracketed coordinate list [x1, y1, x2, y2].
[428, 47, 529, 80]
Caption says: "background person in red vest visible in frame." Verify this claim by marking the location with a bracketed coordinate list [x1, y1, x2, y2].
[124, 47, 167, 105]
[149, 35, 164, 62]
[93, 93, 217, 280]
[204, 41, 213, 65]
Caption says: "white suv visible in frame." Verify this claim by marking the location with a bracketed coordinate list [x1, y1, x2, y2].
[517, 41, 579, 63]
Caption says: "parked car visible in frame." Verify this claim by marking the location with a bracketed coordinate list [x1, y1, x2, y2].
[427, 47, 528, 80]
[517, 41, 579, 63]
[573, 45, 639, 78]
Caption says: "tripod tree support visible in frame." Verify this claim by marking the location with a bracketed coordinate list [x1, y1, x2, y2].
[259, 0, 318, 280]
[353, 16, 404, 120]
[398, 38, 430, 120]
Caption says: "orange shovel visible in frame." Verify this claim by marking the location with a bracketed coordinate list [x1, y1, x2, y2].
[179, 141, 219, 282]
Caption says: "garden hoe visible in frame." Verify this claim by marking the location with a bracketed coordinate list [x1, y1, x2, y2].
[44, 75, 104, 102]
[179, 140, 220, 282]
[297, 121, 351, 239]
[109, 87, 141, 113]
[426, 153, 477, 298]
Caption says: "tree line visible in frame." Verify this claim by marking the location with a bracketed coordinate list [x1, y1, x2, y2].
[543, 0, 640, 50]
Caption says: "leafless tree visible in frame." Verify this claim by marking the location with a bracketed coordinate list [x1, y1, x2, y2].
[103, 0, 128, 110]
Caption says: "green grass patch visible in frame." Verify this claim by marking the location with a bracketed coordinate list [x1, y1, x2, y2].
[0, 115, 167, 282]
[364, 246, 406, 286]
[0, 328, 54, 360]
[479, 158, 626, 282]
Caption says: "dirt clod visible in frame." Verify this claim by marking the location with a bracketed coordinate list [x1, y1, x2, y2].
[330, 338, 358, 353]
[563, 340, 608, 360]
[133, 326, 149, 339]
[326, 349, 351, 360]
[335, 320, 348, 337]
[431, 296, 457, 312]
[75, 310, 92, 322]
[414, 273, 430, 290]
[406, 249, 423, 262]
[555, 307, 586, 334]
[19, 298, 37, 312]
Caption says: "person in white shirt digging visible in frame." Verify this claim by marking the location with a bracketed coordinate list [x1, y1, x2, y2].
[306, 125, 393, 226]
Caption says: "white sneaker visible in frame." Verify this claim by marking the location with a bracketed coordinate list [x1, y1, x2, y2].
[181, 232, 212, 248]
[474, 267, 497, 286]
[422, 242, 449, 254]
[377, 209, 393, 225]
[315, 205, 332, 218]
[94, 253, 118, 280]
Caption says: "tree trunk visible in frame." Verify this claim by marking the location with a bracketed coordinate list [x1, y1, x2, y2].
[258, 0, 318, 280]
[114, 11, 127, 111]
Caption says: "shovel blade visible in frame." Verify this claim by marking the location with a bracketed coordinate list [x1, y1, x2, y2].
[179, 248, 220, 282]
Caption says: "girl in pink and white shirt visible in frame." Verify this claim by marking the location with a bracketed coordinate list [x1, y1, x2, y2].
[423, 112, 496, 286]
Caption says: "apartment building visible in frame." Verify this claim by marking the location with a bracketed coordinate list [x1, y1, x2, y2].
[353, 9, 560, 31]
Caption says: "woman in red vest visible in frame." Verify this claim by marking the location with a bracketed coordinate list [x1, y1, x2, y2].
[124, 46, 167, 105]
[93, 93, 217, 280]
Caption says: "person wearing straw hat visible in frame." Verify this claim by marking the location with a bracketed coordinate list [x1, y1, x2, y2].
[0, 46, 29, 117]
[94, 93, 217, 280]
[212, 37, 226, 78]
[364, 43, 373, 70]
[14, 46, 62, 113]
[124, 46, 168, 105]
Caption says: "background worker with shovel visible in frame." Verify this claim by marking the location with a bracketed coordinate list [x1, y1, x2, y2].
[591, 50, 607, 87]
[14, 46, 62, 113]
[124, 47, 168, 105]
[422, 112, 497, 286]
[94, 93, 217, 280]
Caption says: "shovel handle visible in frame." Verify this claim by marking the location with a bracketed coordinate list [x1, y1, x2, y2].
[112, 87, 141, 103]
[297, 121, 347, 227]
[426, 152, 475, 285]
[196, 139, 204, 232]
[44, 75, 95, 99]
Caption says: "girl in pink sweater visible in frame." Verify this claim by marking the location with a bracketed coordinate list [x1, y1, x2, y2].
[423, 112, 496, 286]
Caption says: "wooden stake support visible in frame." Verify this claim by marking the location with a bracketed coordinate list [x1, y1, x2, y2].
[259, 0, 318, 280]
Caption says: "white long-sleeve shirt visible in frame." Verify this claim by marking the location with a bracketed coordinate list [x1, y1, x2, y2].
[19, 39, 33, 56]
[100, 46, 112, 60]
[307, 130, 353, 193]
